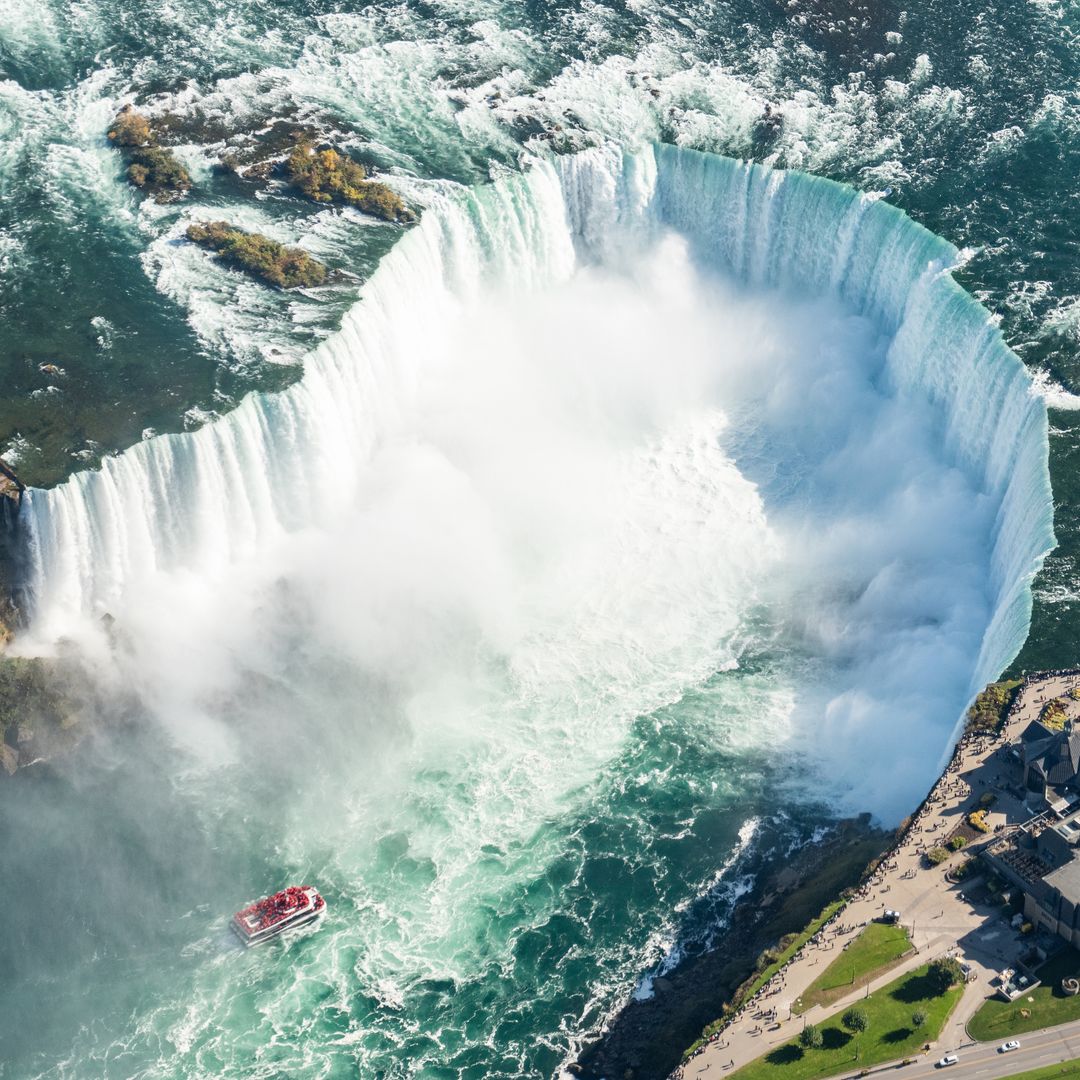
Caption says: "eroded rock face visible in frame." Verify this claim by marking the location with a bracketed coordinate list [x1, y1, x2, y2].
[0, 655, 85, 773]
[576, 818, 891, 1080]
[0, 461, 24, 648]
[0, 458, 84, 773]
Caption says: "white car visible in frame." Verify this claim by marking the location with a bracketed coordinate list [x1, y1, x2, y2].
[936, 1055, 959, 1068]
[999, 1041, 1020, 1053]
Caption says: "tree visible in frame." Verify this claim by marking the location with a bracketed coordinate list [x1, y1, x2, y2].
[799, 1024, 823, 1049]
[926, 846, 951, 865]
[912, 1009, 928, 1028]
[842, 1008, 869, 1033]
[928, 957, 965, 995]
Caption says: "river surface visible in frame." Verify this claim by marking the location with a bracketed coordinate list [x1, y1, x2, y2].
[0, 2, 1074, 1077]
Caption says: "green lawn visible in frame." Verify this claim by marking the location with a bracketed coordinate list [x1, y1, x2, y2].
[794, 922, 912, 1014]
[740, 900, 848, 1004]
[732, 964, 964, 1080]
[997, 1065, 1080, 1080]
[968, 948, 1080, 1042]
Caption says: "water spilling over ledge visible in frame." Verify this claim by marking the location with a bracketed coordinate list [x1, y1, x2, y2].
[640, 143, 1055, 705]
[22, 143, 1054, 797]
[6, 144, 1056, 1078]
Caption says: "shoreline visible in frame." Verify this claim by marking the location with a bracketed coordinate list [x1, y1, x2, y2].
[577, 670, 1080, 1080]
[573, 817, 894, 1079]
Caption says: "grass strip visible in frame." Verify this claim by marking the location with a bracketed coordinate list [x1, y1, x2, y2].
[996, 1064, 1080, 1080]
[968, 948, 1080, 1042]
[732, 963, 964, 1080]
[794, 922, 912, 1014]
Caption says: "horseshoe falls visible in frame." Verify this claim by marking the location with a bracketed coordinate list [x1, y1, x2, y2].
[1, 142, 1052, 1079]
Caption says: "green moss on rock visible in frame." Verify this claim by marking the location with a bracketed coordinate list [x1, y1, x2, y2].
[186, 221, 329, 289]
[284, 141, 413, 222]
[0, 656, 79, 774]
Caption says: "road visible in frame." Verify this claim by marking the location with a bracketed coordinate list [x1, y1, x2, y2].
[681, 672, 1080, 1080]
[834, 1019, 1080, 1080]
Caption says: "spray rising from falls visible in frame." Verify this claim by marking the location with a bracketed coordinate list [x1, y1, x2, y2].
[9, 143, 1055, 1078]
[24, 143, 1053, 787]
[638, 144, 1056, 700]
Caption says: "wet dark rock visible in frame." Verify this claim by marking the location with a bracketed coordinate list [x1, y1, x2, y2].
[575, 819, 892, 1080]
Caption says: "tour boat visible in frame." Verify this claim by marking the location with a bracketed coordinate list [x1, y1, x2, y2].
[231, 885, 326, 947]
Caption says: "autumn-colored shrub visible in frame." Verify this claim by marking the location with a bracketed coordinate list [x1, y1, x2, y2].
[127, 147, 192, 198]
[284, 140, 412, 222]
[965, 679, 1022, 734]
[186, 222, 328, 289]
[107, 106, 153, 147]
[107, 108, 191, 201]
[1041, 699, 1069, 732]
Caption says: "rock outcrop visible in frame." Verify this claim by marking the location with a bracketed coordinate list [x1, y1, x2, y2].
[107, 106, 193, 202]
[574, 818, 891, 1080]
[185, 221, 331, 289]
[284, 139, 414, 222]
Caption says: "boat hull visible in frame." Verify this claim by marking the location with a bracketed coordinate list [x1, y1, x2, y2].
[231, 886, 326, 947]
[232, 904, 324, 947]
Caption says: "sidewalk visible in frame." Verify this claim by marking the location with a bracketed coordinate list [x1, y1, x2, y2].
[677, 673, 1080, 1079]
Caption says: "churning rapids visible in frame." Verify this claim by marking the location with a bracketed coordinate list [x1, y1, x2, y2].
[2, 144, 1055, 1078]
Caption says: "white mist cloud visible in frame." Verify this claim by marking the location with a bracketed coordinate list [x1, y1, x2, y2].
[25, 224, 1001, 829]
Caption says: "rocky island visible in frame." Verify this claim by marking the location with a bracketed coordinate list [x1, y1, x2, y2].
[107, 106, 192, 202]
[283, 139, 414, 222]
[185, 221, 331, 289]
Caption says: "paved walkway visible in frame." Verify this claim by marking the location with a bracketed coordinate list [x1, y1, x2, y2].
[677, 673, 1080, 1079]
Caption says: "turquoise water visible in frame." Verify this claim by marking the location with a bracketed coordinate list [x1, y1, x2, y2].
[0, 2, 1073, 1078]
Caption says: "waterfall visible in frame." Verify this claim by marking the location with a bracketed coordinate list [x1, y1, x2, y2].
[22, 142, 1054, 724]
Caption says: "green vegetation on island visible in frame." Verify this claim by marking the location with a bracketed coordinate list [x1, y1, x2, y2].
[185, 222, 329, 289]
[731, 961, 965, 1080]
[966, 678, 1023, 735]
[793, 921, 912, 1013]
[107, 106, 192, 202]
[968, 947, 1080, 1041]
[284, 140, 413, 222]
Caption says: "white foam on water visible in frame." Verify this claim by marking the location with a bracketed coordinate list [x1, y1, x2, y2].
[1030, 368, 1080, 411]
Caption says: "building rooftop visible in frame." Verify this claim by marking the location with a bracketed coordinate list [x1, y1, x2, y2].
[1044, 858, 1080, 906]
[1025, 721, 1080, 787]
